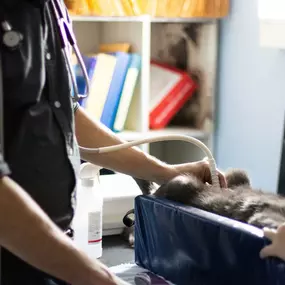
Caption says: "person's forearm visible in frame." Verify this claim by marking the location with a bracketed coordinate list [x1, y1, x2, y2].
[75, 107, 178, 184]
[0, 177, 122, 285]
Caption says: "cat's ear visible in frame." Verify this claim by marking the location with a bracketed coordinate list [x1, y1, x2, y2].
[225, 168, 251, 188]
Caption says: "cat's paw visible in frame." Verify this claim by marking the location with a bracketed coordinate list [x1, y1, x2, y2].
[128, 231, 135, 248]
[121, 226, 135, 248]
[248, 212, 282, 229]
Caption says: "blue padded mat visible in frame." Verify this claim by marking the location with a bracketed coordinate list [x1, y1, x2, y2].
[134, 195, 285, 285]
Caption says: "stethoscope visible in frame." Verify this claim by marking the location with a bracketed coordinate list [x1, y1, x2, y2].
[0, 0, 90, 102]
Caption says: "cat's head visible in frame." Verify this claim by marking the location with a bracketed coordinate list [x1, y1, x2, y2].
[225, 168, 251, 189]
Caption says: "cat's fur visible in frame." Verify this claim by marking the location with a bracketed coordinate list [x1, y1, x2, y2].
[122, 169, 285, 247]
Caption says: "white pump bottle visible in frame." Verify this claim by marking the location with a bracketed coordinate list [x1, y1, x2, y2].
[72, 162, 103, 260]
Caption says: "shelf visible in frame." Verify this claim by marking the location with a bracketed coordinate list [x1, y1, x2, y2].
[71, 15, 218, 24]
[117, 127, 210, 142]
[72, 12, 218, 155]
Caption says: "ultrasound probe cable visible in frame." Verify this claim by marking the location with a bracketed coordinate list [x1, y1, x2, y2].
[78, 134, 220, 188]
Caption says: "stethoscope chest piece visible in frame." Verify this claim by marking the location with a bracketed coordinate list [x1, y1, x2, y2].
[1, 21, 23, 50]
[3, 30, 23, 49]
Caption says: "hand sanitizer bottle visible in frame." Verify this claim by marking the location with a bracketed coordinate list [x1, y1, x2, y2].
[73, 162, 103, 260]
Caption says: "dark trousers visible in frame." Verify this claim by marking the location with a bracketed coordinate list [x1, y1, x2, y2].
[1, 248, 69, 285]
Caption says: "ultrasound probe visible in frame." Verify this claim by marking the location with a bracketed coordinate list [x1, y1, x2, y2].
[78, 134, 220, 188]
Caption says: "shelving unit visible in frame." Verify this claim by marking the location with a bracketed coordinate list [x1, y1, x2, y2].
[72, 15, 219, 164]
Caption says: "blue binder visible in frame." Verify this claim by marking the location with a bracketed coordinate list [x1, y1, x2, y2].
[74, 55, 97, 107]
[100, 52, 131, 129]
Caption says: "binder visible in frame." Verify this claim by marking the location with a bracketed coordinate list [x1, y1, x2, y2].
[113, 54, 141, 132]
[100, 52, 131, 129]
[84, 53, 117, 120]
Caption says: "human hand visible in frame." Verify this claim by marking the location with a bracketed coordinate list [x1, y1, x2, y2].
[171, 160, 227, 188]
[260, 224, 285, 261]
[92, 266, 131, 285]
[75, 258, 131, 285]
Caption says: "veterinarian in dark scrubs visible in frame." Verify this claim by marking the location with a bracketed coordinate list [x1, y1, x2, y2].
[0, 0, 227, 284]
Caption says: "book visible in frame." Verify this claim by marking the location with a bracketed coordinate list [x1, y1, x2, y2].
[113, 53, 141, 132]
[149, 61, 197, 129]
[95, 0, 124, 16]
[150, 74, 196, 129]
[86, 0, 102, 15]
[95, 0, 115, 16]
[120, 0, 136, 16]
[74, 55, 97, 107]
[131, 0, 155, 15]
[165, 0, 184, 17]
[155, 0, 168, 16]
[99, 43, 131, 53]
[84, 53, 117, 120]
[111, 0, 126, 16]
[149, 61, 182, 112]
[100, 52, 132, 129]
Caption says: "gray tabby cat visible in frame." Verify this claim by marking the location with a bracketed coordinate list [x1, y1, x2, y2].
[122, 169, 285, 247]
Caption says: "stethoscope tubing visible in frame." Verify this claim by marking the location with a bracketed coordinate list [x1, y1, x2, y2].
[49, 0, 90, 102]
